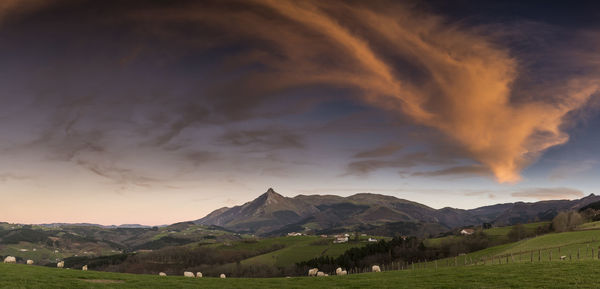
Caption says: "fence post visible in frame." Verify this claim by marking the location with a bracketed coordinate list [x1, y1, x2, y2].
[435, 260, 437, 270]
[530, 251, 533, 263]
[511, 253, 515, 263]
[578, 248, 580, 260]
[538, 250, 541, 262]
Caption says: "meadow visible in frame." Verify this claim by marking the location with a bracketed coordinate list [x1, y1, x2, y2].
[2, 260, 600, 288]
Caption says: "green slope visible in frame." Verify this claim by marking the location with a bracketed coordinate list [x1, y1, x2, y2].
[3, 261, 600, 288]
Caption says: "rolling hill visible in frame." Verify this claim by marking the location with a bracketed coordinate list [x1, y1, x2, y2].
[195, 188, 600, 236]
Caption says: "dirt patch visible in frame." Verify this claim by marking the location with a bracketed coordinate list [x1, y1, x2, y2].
[80, 279, 125, 284]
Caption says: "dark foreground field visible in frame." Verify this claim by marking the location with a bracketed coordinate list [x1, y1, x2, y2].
[2, 261, 600, 289]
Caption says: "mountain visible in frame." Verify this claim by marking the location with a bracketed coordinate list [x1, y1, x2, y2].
[195, 188, 600, 237]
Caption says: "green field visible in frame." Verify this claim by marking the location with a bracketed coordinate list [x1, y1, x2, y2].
[3, 260, 600, 288]
[426, 228, 600, 269]
[238, 236, 367, 267]
[424, 222, 550, 247]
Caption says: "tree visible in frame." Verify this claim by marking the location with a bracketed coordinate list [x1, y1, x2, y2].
[552, 212, 568, 232]
[567, 211, 583, 230]
[508, 224, 527, 241]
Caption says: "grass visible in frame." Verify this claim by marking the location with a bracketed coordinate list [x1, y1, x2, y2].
[425, 222, 551, 247]
[238, 236, 368, 267]
[4, 260, 600, 288]
[428, 228, 600, 268]
[576, 221, 600, 230]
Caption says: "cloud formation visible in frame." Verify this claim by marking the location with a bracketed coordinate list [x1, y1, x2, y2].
[134, 0, 599, 182]
[511, 187, 584, 200]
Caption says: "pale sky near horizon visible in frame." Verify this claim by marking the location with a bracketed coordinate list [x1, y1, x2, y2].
[1, 0, 600, 225]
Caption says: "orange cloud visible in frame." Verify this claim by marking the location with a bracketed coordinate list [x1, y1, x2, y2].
[138, 0, 600, 183]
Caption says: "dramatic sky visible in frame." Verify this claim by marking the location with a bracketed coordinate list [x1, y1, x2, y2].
[1, 0, 600, 225]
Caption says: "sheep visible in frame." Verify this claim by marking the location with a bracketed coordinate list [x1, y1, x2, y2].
[336, 267, 343, 275]
[196, 272, 203, 278]
[184, 271, 195, 278]
[220, 273, 226, 279]
[159, 272, 167, 276]
[372, 265, 381, 272]
[316, 271, 325, 277]
[57, 261, 64, 268]
[82, 265, 88, 271]
[560, 255, 567, 260]
[3, 256, 16, 264]
[308, 268, 319, 276]
[26, 259, 34, 265]
[338, 270, 347, 276]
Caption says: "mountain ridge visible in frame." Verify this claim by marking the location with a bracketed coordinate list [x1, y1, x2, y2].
[195, 189, 600, 236]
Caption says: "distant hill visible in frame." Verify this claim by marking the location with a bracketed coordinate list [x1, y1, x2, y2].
[195, 188, 600, 237]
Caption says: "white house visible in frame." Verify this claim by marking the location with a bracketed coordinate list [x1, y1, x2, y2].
[460, 228, 475, 235]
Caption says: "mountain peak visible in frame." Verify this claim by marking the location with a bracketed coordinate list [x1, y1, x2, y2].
[262, 188, 284, 204]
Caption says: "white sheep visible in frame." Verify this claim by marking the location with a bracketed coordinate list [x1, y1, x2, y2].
[316, 271, 326, 277]
[82, 265, 88, 271]
[560, 255, 567, 260]
[159, 272, 167, 276]
[3, 256, 16, 264]
[26, 259, 34, 265]
[196, 272, 203, 278]
[57, 261, 64, 268]
[338, 270, 347, 275]
[336, 267, 343, 275]
[220, 273, 226, 279]
[308, 268, 319, 276]
[372, 265, 381, 272]
[184, 271, 194, 277]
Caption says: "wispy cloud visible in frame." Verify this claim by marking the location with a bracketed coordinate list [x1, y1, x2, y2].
[354, 143, 404, 158]
[511, 187, 584, 200]
[134, 0, 600, 183]
[412, 165, 491, 178]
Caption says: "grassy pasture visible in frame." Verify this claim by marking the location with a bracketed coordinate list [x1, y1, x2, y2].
[3, 260, 600, 288]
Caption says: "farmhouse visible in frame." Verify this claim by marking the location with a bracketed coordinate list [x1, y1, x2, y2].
[460, 228, 475, 235]
[333, 236, 348, 243]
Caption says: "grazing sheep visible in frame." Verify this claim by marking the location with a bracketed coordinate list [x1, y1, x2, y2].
[159, 272, 167, 276]
[372, 265, 381, 272]
[220, 273, 226, 279]
[26, 260, 34, 265]
[560, 255, 567, 260]
[82, 265, 88, 271]
[338, 270, 347, 275]
[3, 256, 16, 264]
[57, 261, 64, 268]
[308, 268, 319, 276]
[336, 267, 342, 275]
[196, 272, 203, 278]
[184, 271, 194, 278]
[316, 271, 325, 277]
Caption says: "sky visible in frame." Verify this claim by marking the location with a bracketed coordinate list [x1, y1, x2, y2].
[1, 0, 599, 225]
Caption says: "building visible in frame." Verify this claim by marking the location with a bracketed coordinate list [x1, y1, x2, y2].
[287, 232, 303, 236]
[333, 237, 348, 243]
[460, 228, 475, 235]
[368, 238, 377, 242]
